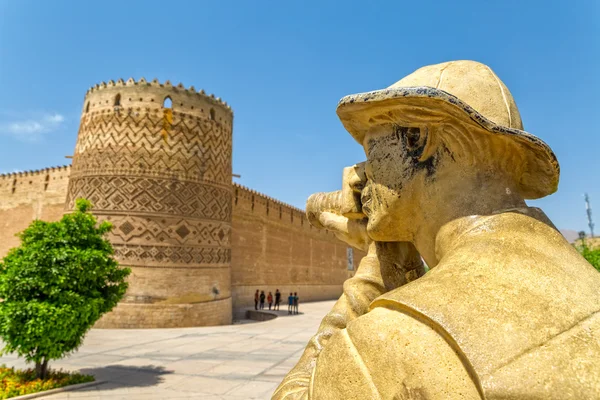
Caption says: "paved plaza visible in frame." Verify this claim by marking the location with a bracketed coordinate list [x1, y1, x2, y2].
[0, 300, 335, 399]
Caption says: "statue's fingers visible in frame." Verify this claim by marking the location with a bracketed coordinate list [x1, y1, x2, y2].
[318, 212, 349, 234]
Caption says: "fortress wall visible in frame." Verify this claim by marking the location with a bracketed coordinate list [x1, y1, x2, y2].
[0, 167, 363, 324]
[0, 166, 71, 256]
[230, 183, 364, 314]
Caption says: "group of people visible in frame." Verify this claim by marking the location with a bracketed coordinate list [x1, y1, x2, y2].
[254, 289, 300, 314]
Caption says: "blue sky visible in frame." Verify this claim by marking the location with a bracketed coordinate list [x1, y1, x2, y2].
[0, 0, 598, 233]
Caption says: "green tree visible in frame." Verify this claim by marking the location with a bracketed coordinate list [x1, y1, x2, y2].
[0, 199, 130, 379]
[577, 239, 600, 272]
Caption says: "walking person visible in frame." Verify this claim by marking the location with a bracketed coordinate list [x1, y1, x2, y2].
[259, 290, 266, 310]
[275, 289, 281, 311]
[288, 292, 294, 314]
[267, 291, 273, 310]
[254, 289, 259, 310]
[293, 292, 299, 315]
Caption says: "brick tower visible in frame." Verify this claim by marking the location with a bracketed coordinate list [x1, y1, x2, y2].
[65, 78, 233, 328]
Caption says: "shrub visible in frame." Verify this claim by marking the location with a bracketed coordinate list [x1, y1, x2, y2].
[0, 364, 93, 399]
[576, 239, 600, 272]
[0, 199, 130, 379]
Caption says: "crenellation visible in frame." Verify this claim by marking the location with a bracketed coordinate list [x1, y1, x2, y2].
[0, 165, 71, 179]
[83, 78, 233, 124]
[231, 182, 337, 234]
[232, 182, 305, 215]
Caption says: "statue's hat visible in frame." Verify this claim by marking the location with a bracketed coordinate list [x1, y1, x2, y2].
[336, 60, 559, 199]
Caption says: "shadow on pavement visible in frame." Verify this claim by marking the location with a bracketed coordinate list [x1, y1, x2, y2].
[234, 308, 306, 324]
[76, 364, 174, 390]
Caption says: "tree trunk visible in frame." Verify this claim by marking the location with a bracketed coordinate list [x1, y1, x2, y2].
[35, 359, 49, 380]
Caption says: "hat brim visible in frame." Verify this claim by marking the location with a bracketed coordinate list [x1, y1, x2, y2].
[336, 86, 559, 200]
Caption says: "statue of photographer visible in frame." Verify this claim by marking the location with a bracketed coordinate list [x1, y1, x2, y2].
[273, 60, 600, 399]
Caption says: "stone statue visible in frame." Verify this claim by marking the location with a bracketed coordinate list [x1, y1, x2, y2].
[273, 60, 600, 399]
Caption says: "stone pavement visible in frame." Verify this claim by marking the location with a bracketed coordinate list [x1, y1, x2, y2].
[0, 300, 335, 399]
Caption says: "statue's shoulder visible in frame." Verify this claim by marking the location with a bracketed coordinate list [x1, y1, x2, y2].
[368, 216, 600, 399]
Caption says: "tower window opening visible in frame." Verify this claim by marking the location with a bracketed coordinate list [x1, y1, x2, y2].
[114, 94, 121, 107]
[85, 102, 90, 113]
[210, 108, 215, 121]
[163, 96, 173, 109]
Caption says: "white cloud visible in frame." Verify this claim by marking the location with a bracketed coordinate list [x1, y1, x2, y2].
[45, 114, 64, 123]
[0, 113, 66, 142]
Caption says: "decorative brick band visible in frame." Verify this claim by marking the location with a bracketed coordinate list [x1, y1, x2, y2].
[112, 244, 231, 268]
[66, 175, 231, 221]
[99, 214, 230, 247]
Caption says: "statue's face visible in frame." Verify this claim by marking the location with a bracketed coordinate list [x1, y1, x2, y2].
[361, 124, 435, 241]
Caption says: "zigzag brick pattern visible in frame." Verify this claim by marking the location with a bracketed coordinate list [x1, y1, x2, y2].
[70, 111, 232, 186]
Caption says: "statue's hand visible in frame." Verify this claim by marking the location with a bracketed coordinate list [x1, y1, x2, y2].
[318, 212, 371, 252]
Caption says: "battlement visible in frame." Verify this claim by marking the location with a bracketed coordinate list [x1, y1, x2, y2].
[233, 182, 305, 215]
[230, 182, 336, 236]
[82, 78, 233, 125]
[85, 78, 231, 111]
[0, 165, 71, 179]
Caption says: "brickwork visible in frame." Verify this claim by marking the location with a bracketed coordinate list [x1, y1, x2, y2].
[231, 184, 364, 313]
[94, 297, 232, 328]
[0, 166, 71, 256]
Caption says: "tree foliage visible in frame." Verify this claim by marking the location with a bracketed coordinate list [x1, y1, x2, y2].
[0, 199, 130, 378]
[576, 239, 600, 272]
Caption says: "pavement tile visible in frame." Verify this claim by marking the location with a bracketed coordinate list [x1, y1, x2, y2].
[225, 379, 280, 398]
[163, 359, 221, 375]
